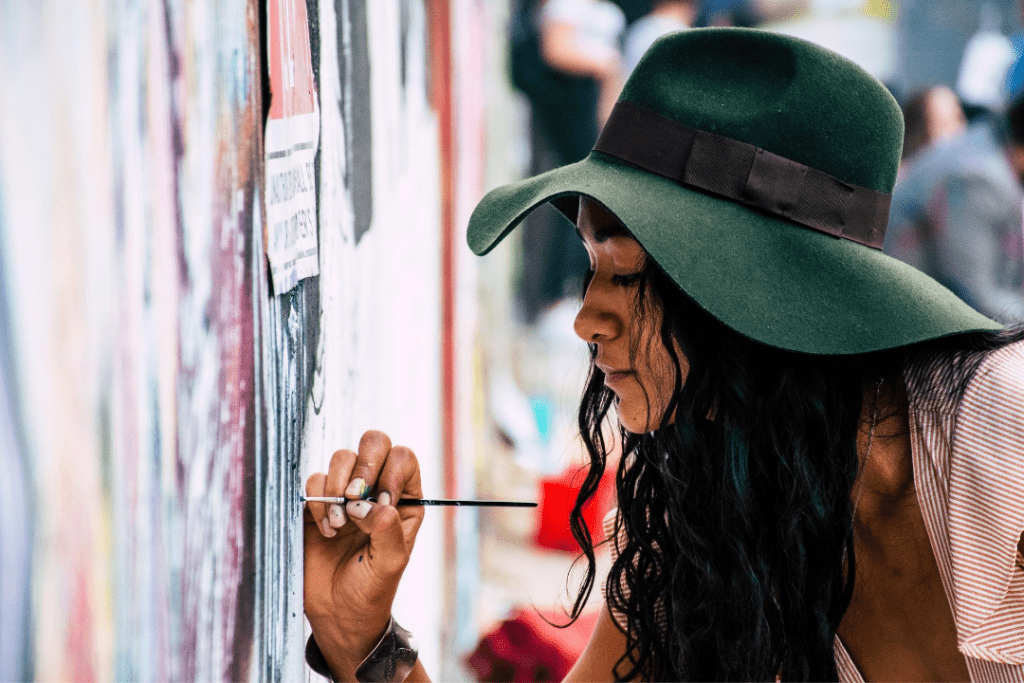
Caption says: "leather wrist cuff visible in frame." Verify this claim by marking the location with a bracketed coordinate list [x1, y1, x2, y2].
[305, 633, 336, 681]
[354, 617, 418, 683]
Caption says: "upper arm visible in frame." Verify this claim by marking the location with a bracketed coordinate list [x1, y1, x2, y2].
[562, 603, 634, 682]
[539, 20, 579, 69]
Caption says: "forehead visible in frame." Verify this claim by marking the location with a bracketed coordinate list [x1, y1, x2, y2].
[575, 197, 646, 267]
[575, 196, 631, 243]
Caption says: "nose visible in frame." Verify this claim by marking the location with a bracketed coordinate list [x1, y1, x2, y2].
[573, 278, 621, 343]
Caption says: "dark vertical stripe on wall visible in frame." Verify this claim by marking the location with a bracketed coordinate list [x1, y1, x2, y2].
[306, 0, 324, 266]
[341, 0, 374, 243]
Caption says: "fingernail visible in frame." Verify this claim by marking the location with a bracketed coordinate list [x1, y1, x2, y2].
[345, 478, 370, 499]
[378, 491, 392, 507]
[320, 517, 337, 537]
[347, 499, 372, 519]
[329, 503, 347, 528]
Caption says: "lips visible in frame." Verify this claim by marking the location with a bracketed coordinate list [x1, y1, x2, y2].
[598, 364, 633, 381]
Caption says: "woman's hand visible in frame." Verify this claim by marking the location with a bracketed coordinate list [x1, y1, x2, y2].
[303, 430, 425, 680]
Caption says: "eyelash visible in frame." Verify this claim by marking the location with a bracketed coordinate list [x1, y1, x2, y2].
[583, 268, 642, 288]
[612, 272, 642, 287]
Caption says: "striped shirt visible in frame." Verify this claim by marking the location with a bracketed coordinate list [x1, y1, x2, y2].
[603, 341, 1024, 681]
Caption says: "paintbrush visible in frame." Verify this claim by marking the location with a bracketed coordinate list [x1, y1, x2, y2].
[301, 496, 537, 508]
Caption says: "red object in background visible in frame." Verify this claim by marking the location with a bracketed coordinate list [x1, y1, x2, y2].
[535, 465, 615, 552]
[466, 608, 600, 683]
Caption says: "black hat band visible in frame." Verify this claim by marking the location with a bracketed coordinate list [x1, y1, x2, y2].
[593, 100, 891, 249]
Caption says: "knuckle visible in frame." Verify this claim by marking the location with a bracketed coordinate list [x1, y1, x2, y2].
[389, 445, 416, 463]
[359, 429, 392, 454]
[329, 449, 356, 470]
[383, 445, 419, 486]
[351, 462, 376, 479]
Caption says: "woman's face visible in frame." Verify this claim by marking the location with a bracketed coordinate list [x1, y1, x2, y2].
[573, 198, 687, 433]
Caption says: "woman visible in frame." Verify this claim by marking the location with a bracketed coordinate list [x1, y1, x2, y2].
[304, 29, 1024, 682]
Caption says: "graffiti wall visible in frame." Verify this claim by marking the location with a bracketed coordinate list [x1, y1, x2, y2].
[0, 0, 262, 679]
[0, 0, 496, 679]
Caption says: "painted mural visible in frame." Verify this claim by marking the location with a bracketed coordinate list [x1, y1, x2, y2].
[0, 0, 264, 679]
[0, 0, 500, 680]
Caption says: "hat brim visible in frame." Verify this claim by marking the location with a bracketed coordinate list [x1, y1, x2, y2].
[468, 153, 1002, 355]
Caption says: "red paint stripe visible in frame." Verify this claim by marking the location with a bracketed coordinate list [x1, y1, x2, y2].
[428, 0, 457, 547]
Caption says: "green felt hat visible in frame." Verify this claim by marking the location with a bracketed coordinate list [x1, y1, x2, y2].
[468, 28, 1002, 354]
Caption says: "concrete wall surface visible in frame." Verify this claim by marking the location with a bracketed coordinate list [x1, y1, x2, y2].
[0, 0, 497, 679]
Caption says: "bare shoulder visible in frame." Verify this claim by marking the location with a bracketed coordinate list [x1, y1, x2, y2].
[563, 604, 633, 683]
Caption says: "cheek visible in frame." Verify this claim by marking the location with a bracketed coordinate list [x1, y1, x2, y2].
[643, 331, 686, 395]
[619, 345, 686, 432]
[648, 348, 684, 407]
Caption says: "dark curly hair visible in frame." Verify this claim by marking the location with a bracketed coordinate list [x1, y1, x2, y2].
[564, 247, 1024, 681]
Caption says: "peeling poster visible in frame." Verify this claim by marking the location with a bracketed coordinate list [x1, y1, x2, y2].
[266, 0, 320, 294]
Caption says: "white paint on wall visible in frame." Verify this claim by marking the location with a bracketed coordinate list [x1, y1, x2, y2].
[304, 0, 444, 676]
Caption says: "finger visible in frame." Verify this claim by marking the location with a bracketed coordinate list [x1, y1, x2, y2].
[324, 449, 357, 528]
[375, 446, 425, 550]
[344, 499, 411, 576]
[345, 430, 392, 501]
[375, 445, 423, 507]
[304, 472, 336, 538]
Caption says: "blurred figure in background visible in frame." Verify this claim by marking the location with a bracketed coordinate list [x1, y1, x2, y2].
[899, 85, 967, 166]
[612, 0, 657, 24]
[955, 0, 1017, 120]
[537, 0, 627, 127]
[884, 61, 1024, 323]
[622, 0, 698, 74]
[893, 0, 1020, 106]
[511, 0, 626, 323]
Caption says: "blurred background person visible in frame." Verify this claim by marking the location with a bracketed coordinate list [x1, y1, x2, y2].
[955, 0, 1017, 119]
[892, 0, 1020, 107]
[884, 57, 1024, 323]
[509, 0, 626, 325]
[899, 85, 968, 167]
[537, 0, 627, 127]
[623, 0, 699, 74]
[614, 0, 658, 23]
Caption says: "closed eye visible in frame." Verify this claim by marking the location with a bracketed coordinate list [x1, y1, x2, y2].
[583, 269, 642, 292]
[611, 272, 642, 287]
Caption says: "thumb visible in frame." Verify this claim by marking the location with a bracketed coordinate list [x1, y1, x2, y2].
[345, 500, 410, 576]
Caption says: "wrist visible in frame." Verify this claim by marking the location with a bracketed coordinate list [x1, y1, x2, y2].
[354, 617, 418, 683]
[308, 615, 391, 680]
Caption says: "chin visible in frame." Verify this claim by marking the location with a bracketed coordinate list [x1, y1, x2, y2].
[614, 403, 651, 435]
